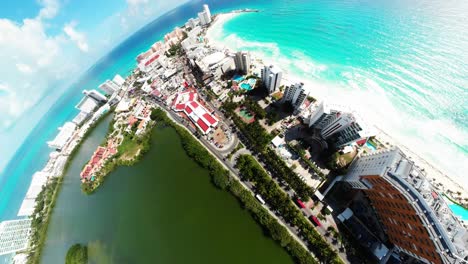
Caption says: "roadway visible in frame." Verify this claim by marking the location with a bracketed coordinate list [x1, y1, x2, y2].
[149, 98, 350, 264]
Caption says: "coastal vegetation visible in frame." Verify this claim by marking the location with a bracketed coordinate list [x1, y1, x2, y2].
[222, 100, 316, 200]
[287, 142, 326, 179]
[235, 154, 342, 264]
[26, 112, 113, 264]
[65, 244, 88, 264]
[150, 108, 319, 263]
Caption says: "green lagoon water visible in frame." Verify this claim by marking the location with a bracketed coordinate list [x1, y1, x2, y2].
[40, 116, 293, 263]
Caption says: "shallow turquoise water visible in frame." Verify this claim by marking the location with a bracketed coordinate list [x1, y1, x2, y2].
[213, 0, 468, 187]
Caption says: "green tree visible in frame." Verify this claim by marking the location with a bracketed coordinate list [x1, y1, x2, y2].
[65, 244, 88, 264]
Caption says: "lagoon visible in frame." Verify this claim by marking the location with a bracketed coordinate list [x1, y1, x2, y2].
[40, 116, 292, 263]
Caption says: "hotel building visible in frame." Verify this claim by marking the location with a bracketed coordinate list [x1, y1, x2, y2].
[342, 148, 468, 264]
[99, 79, 120, 95]
[83, 89, 107, 104]
[234, 51, 251, 74]
[283, 82, 308, 110]
[198, 4, 212, 26]
[172, 91, 218, 134]
[305, 102, 375, 147]
[261, 65, 282, 93]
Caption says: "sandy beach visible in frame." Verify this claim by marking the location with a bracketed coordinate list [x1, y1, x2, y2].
[206, 13, 468, 203]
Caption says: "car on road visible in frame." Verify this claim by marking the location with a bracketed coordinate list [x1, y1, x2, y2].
[309, 215, 322, 227]
[296, 199, 306, 209]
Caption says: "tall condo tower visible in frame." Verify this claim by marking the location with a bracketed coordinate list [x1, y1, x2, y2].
[234, 51, 251, 74]
[261, 65, 282, 94]
[283, 82, 308, 109]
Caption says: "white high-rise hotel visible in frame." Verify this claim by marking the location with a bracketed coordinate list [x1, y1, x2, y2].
[305, 102, 375, 147]
[261, 65, 282, 93]
[198, 4, 212, 26]
[234, 51, 251, 74]
[283, 82, 309, 109]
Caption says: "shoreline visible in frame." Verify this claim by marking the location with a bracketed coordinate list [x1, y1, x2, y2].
[25, 110, 113, 264]
[205, 12, 468, 202]
[5, 5, 465, 262]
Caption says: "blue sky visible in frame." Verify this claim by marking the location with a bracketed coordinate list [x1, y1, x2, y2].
[0, 0, 189, 170]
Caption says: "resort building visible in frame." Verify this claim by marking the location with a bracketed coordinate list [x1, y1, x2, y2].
[234, 51, 251, 74]
[185, 17, 200, 29]
[17, 171, 50, 216]
[47, 122, 77, 150]
[80, 143, 118, 181]
[164, 27, 185, 46]
[172, 91, 218, 134]
[112, 74, 125, 87]
[136, 50, 153, 63]
[341, 148, 468, 264]
[0, 219, 32, 256]
[75, 96, 98, 115]
[151, 41, 164, 53]
[305, 102, 375, 147]
[99, 79, 120, 95]
[261, 65, 282, 93]
[283, 82, 309, 110]
[198, 4, 212, 26]
[83, 89, 107, 104]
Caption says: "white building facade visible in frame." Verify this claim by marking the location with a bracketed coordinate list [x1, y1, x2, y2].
[99, 80, 120, 95]
[234, 51, 251, 74]
[261, 65, 282, 93]
[283, 82, 308, 109]
[198, 4, 212, 26]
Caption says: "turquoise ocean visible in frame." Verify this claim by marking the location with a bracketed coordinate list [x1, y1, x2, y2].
[0, 0, 466, 229]
[209, 0, 468, 189]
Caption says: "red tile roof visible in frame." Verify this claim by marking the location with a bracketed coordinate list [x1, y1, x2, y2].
[190, 101, 199, 108]
[202, 113, 217, 125]
[185, 105, 193, 114]
[196, 119, 209, 132]
[80, 165, 93, 178]
[144, 54, 160, 66]
[128, 115, 138, 126]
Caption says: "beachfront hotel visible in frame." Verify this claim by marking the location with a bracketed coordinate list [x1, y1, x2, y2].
[234, 51, 251, 74]
[303, 102, 375, 148]
[340, 148, 468, 264]
[198, 4, 212, 26]
[283, 82, 309, 110]
[261, 65, 283, 93]
[99, 79, 120, 96]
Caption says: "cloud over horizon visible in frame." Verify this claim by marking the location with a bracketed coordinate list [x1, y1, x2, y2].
[0, 0, 189, 172]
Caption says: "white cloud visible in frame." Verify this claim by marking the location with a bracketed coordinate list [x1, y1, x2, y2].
[0, 0, 81, 134]
[64, 22, 89, 52]
[126, 0, 149, 15]
[37, 0, 60, 20]
[16, 63, 35, 74]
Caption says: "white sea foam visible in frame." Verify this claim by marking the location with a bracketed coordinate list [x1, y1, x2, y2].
[206, 13, 468, 191]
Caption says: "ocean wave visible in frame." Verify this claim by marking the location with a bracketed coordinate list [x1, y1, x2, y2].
[208, 13, 468, 188]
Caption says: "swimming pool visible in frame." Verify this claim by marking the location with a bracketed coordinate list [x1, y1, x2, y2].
[365, 141, 377, 151]
[449, 203, 468, 221]
[233, 75, 244, 82]
[240, 83, 252, 90]
[239, 78, 257, 91]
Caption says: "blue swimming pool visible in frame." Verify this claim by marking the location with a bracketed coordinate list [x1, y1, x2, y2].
[240, 83, 252, 90]
[365, 141, 377, 151]
[233, 75, 244, 82]
[449, 203, 468, 221]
